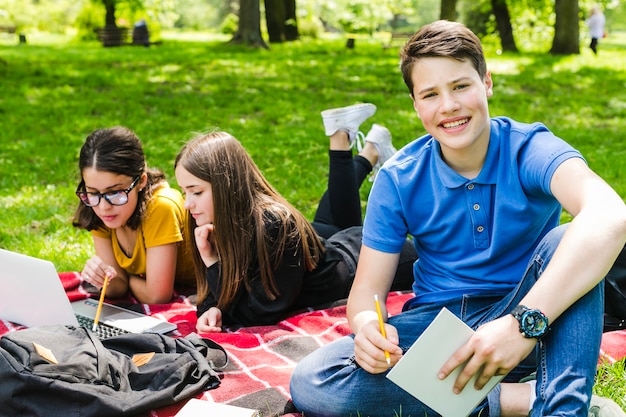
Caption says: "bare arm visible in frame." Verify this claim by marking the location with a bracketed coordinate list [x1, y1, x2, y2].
[347, 245, 404, 373]
[519, 158, 626, 319]
[440, 158, 626, 393]
[128, 243, 178, 304]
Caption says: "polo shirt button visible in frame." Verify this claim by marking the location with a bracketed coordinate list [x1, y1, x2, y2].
[473, 204, 480, 210]
[467, 184, 475, 190]
[477, 226, 484, 232]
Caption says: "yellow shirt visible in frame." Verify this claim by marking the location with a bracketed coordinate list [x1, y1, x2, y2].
[92, 184, 195, 287]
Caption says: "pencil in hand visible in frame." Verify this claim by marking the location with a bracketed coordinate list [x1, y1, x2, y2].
[374, 294, 391, 366]
[92, 274, 110, 332]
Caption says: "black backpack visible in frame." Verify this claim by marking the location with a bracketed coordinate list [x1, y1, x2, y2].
[0, 325, 227, 417]
[604, 245, 626, 332]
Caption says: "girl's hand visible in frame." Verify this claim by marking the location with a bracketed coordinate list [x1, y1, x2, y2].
[194, 224, 219, 267]
[82, 256, 117, 289]
[196, 307, 223, 333]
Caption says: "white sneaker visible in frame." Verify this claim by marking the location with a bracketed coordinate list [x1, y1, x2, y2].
[321, 103, 376, 149]
[588, 395, 626, 417]
[364, 123, 397, 180]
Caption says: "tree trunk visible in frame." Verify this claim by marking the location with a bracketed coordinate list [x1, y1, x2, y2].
[491, 0, 517, 52]
[440, 0, 457, 21]
[265, 0, 285, 43]
[284, 0, 298, 41]
[264, 0, 298, 43]
[103, 0, 117, 28]
[231, 0, 269, 49]
[550, 0, 580, 54]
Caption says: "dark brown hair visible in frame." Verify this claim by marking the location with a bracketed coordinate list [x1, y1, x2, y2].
[400, 20, 487, 96]
[72, 126, 165, 231]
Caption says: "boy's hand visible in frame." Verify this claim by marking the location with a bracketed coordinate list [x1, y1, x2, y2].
[353, 320, 402, 374]
[438, 315, 536, 393]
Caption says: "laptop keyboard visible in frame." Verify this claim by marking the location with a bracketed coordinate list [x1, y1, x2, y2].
[75, 314, 130, 339]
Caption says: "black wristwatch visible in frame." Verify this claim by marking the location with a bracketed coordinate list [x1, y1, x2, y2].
[510, 305, 550, 339]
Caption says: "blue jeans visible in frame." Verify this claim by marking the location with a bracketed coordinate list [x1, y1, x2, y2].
[289, 224, 604, 417]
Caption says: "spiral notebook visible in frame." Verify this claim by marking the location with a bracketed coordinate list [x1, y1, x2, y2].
[386, 307, 504, 417]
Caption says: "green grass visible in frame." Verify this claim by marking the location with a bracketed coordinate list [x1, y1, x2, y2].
[596, 357, 626, 409]
[1, 31, 626, 411]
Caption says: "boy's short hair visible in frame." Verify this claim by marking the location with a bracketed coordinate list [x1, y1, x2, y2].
[400, 20, 487, 96]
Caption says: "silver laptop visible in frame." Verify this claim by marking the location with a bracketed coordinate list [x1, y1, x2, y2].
[0, 248, 177, 337]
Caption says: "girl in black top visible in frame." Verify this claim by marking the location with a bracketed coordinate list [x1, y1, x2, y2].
[174, 104, 417, 331]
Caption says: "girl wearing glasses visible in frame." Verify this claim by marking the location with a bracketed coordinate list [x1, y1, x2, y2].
[72, 126, 195, 304]
[174, 104, 417, 331]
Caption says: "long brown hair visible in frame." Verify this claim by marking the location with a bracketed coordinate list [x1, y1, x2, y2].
[174, 131, 325, 308]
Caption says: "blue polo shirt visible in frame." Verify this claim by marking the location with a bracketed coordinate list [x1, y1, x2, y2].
[363, 117, 583, 304]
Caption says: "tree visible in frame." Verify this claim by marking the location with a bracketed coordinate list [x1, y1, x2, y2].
[103, 0, 116, 27]
[284, 0, 298, 40]
[231, 0, 269, 48]
[550, 0, 579, 54]
[95, 0, 142, 28]
[440, 0, 457, 20]
[265, 0, 298, 43]
[490, 0, 517, 52]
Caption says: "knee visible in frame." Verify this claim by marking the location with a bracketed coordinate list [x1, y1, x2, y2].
[289, 348, 331, 414]
[290, 337, 358, 416]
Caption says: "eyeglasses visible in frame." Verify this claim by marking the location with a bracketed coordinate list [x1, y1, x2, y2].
[76, 176, 141, 207]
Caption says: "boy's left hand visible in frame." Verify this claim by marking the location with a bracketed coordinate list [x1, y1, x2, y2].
[438, 314, 537, 393]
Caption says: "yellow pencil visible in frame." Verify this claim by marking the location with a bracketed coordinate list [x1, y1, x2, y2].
[92, 275, 109, 332]
[374, 294, 391, 366]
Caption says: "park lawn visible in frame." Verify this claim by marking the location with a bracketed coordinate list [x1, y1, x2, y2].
[1, 30, 626, 410]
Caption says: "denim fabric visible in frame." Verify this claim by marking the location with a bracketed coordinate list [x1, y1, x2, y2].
[290, 224, 604, 417]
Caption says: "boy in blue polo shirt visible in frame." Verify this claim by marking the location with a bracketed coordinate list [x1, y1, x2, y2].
[290, 20, 626, 416]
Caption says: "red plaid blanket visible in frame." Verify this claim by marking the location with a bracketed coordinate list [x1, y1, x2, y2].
[0, 272, 412, 417]
[2, 272, 624, 416]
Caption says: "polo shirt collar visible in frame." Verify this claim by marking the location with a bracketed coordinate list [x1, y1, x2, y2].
[433, 121, 499, 189]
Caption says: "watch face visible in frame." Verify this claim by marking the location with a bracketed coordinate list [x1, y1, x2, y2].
[521, 310, 549, 337]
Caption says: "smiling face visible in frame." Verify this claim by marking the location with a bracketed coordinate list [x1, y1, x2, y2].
[175, 165, 215, 226]
[81, 168, 145, 229]
[410, 56, 493, 172]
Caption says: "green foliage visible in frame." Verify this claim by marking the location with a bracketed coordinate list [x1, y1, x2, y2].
[297, 15, 323, 39]
[220, 12, 238, 35]
[298, 0, 439, 35]
[457, 0, 626, 53]
[459, 0, 495, 38]
[0, 0, 84, 33]
[171, 0, 214, 30]
[74, 1, 104, 40]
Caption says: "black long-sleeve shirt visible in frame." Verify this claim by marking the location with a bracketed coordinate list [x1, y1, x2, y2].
[196, 216, 351, 328]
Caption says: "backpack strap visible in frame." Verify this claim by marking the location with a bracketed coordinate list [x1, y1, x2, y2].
[185, 333, 229, 370]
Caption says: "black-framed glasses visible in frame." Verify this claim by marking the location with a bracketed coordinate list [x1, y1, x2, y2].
[76, 176, 141, 207]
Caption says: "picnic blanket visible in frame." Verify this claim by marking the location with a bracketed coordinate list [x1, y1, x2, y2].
[2, 273, 624, 417]
[0, 272, 413, 417]
[600, 329, 626, 365]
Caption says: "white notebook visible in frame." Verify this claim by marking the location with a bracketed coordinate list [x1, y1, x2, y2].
[175, 398, 259, 417]
[386, 307, 504, 417]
